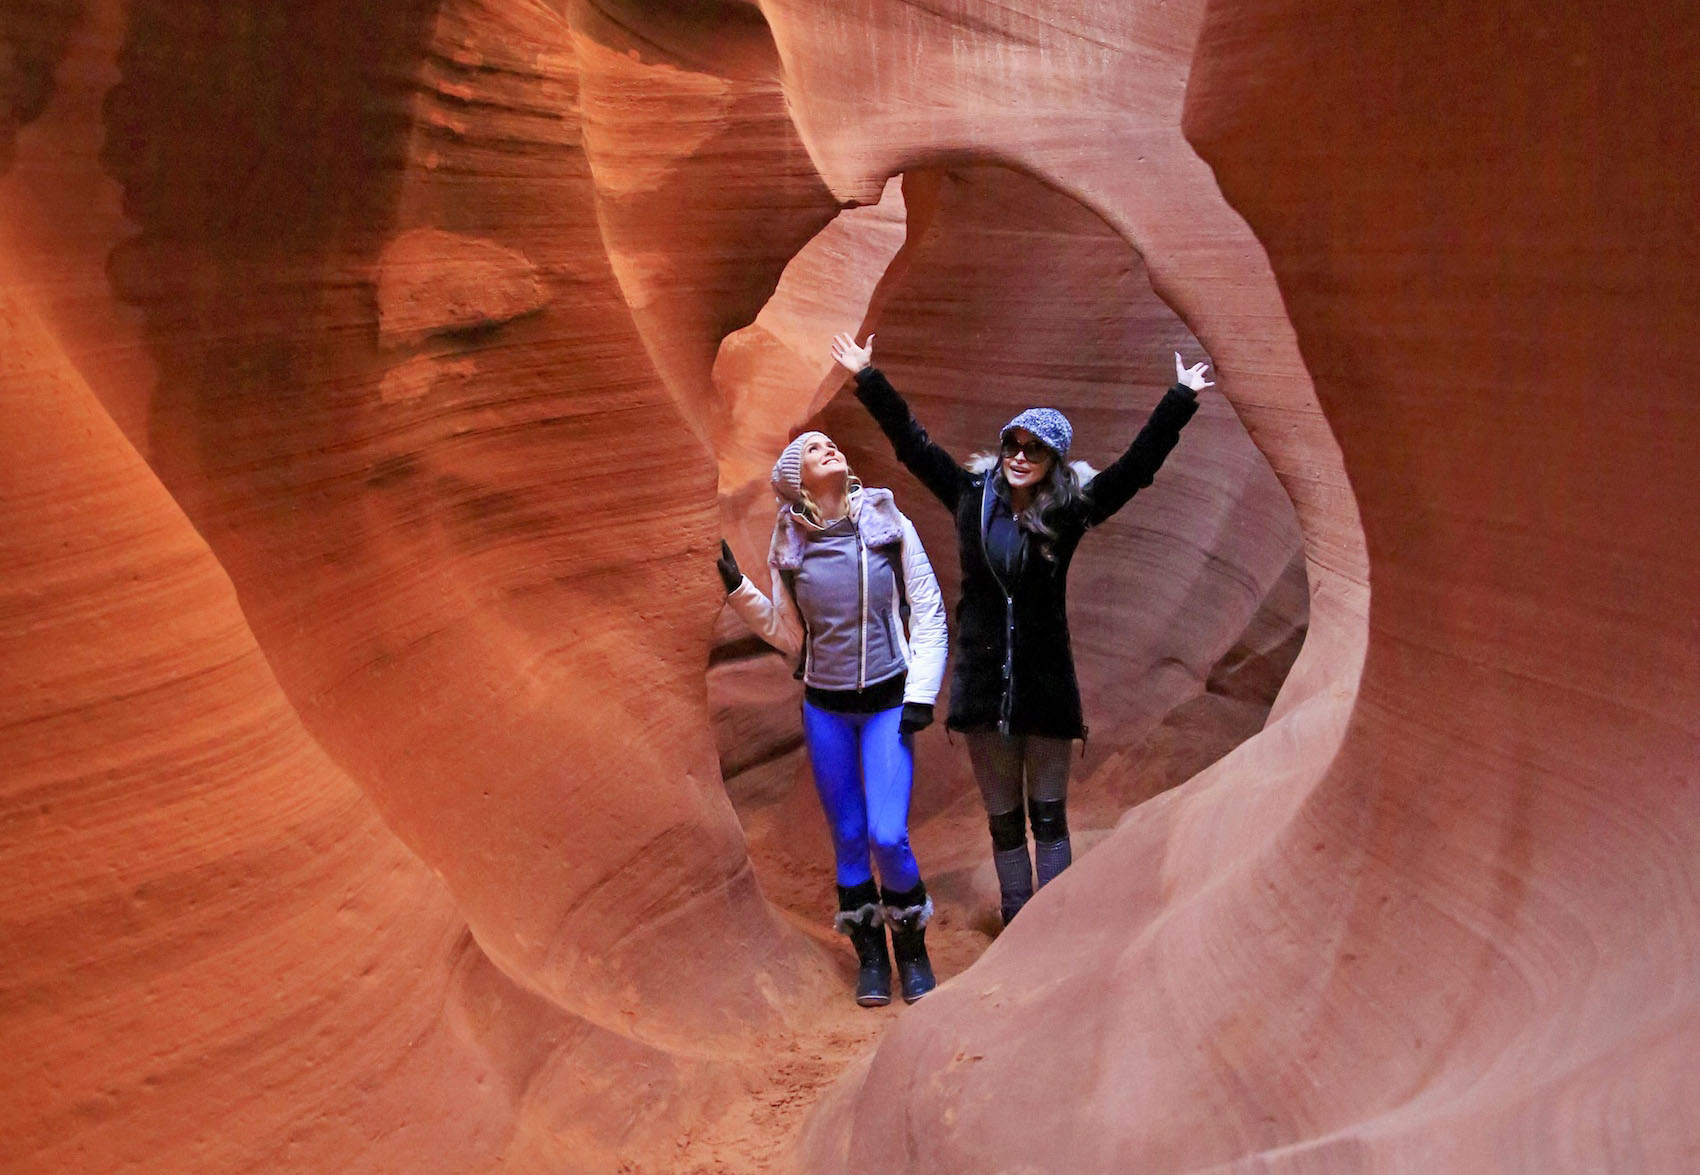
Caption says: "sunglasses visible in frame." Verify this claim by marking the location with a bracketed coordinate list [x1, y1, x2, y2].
[1000, 437, 1056, 462]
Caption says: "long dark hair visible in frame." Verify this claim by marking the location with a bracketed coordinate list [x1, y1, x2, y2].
[973, 452, 1086, 562]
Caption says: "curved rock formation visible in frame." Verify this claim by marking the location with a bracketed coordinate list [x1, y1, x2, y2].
[2, 1, 830, 1168]
[573, 0, 842, 458]
[99, 0, 831, 1051]
[0, 0, 1331, 1166]
[816, 163, 1306, 764]
[0, 285, 756, 1175]
[795, 2, 1698, 1173]
[9, 0, 1691, 1171]
[0, 279, 513, 1172]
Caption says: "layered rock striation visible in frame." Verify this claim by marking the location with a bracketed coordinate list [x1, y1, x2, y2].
[6, 0, 1692, 1172]
[794, 2, 1699, 1172]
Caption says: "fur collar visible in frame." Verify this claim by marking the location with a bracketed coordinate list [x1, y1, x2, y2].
[769, 487, 906, 571]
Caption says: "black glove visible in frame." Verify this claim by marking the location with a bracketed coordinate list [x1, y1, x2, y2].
[715, 540, 742, 594]
[899, 702, 934, 734]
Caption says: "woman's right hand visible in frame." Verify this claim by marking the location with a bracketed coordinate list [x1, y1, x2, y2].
[716, 540, 742, 594]
[831, 331, 874, 374]
[899, 701, 934, 734]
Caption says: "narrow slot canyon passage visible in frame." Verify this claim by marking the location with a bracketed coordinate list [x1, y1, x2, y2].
[707, 158, 1309, 976]
[700, 163, 1312, 1162]
[3, 1, 1696, 1173]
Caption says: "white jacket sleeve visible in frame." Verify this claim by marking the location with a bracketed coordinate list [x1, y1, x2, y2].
[725, 564, 805, 659]
[897, 515, 949, 704]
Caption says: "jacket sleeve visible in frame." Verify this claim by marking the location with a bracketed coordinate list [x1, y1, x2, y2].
[725, 564, 805, 659]
[852, 367, 969, 511]
[1080, 384, 1200, 527]
[896, 514, 949, 705]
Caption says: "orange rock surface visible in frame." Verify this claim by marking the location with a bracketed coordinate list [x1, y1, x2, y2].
[4, 0, 1694, 1172]
[4, 3, 827, 1170]
[4, 272, 551, 1172]
[790, 2, 1700, 1173]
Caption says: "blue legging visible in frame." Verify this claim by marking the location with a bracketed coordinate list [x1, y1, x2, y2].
[801, 701, 920, 892]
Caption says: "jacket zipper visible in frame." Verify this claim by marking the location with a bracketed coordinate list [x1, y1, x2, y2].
[856, 529, 869, 690]
[980, 477, 1017, 734]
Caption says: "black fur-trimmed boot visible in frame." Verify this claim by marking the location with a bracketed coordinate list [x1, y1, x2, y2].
[835, 881, 891, 1007]
[880, 882, 937, 1003]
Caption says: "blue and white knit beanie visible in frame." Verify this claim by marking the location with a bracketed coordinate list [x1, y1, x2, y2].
[1000, 407, 1072, 460]
[771, 430, 829, 504]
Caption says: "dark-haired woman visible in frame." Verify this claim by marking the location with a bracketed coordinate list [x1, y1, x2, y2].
[718, 429, 949, 1004]
[831, 332, 1211, 925]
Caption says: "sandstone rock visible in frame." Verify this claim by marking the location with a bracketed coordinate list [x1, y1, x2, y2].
[0, 280, 518, 1173]
[375, 228, 549, 349]
[94, 0, 830, 1055]
[572, 0, 841, 452]
[2, 2, 833, 1167]
[794, 2, 1697, 1172]
[12, 0, 1688, 1172]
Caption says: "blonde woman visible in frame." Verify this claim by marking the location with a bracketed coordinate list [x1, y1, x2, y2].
[718, 430, 949, 1004]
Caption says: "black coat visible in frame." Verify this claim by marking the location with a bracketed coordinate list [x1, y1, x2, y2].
[853, 368, 1199, 739]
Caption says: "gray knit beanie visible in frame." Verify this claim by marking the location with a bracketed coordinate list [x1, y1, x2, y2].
[771, 430, 829, 504]
[1000, 407, 1072, 460]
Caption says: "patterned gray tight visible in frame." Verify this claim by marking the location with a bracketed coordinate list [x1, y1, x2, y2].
[966, 732, 1075, 919]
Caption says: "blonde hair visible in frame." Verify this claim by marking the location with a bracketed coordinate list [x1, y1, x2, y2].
[796, 471, 862, 527]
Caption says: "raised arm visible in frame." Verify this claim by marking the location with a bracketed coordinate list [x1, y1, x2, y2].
[832, 332, 969, 511]
[1080, 353, 1209, 527]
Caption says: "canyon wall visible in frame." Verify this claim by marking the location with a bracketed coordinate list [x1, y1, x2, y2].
[713, 159, 1309, 828]
[3, 2, 832, 1170]
[5, 0, 1693, 1172]
[798, 2, 1700, 1172]
[1, 277, 513, 1172]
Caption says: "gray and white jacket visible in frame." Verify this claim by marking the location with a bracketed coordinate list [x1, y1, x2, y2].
[727, 487, 948, 705]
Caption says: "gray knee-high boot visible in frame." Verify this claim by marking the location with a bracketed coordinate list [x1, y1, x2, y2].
[1030, 797, 1072, 888]
[1034, 837, 1072, 886]
[993, 845, 1035, 924]
[988, 807, 1033, 925]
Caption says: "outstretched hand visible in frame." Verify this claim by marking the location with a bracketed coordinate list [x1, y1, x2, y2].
[1175, 352, 1214, 392]
[831, 332, 875, 374]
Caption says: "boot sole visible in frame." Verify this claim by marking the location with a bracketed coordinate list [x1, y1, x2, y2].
[856, 993, 892, 1007]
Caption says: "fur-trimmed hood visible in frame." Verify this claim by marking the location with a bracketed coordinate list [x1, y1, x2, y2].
[965, 453, 1098, 484]
[768, 486, 907, 571]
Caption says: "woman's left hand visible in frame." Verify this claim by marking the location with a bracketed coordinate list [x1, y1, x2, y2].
[1175, 352, 1215, 392]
